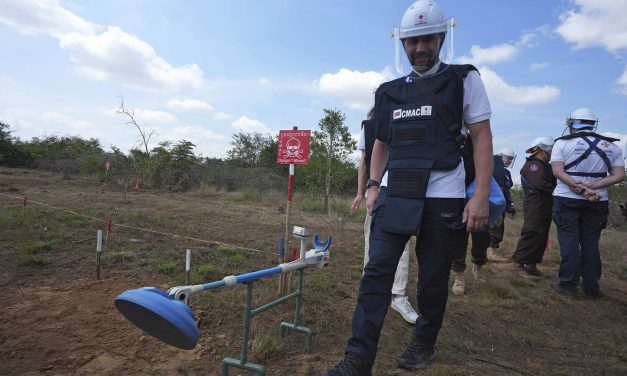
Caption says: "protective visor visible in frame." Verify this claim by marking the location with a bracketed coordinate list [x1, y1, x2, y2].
[393, 17, 456, 76]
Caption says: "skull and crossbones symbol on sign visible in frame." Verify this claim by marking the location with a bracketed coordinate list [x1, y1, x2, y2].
[282, 137, 303, 159]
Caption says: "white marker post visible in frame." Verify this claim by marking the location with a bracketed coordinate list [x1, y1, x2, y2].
[185, 249, 191, 285]
[96, 230, 103, 280]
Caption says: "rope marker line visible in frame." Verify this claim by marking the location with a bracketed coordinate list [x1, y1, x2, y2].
[0, 191, 362, 256]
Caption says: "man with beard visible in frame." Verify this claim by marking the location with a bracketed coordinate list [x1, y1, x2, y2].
[322, 0, 493, 374]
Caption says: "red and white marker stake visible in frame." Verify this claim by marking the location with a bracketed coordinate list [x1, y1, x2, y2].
[96, 229, 103, 280]
[185, 249, 191, 285]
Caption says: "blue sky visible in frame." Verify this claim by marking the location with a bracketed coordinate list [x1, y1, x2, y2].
[1, 0, 626, 182]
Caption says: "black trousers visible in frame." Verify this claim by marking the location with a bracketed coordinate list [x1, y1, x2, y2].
[488, 212, 506, 248]
[346, 188, 467, 365]
[451, 228, 490, 272]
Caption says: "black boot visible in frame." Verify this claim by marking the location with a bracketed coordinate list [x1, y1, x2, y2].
[320, 352, 372, 376]
[397, 339, 435, 370]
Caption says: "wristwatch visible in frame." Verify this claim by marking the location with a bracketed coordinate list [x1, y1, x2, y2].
[366, 179, 380, 189]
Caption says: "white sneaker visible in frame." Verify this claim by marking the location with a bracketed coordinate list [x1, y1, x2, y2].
[452, 271, 465, 295]
[391, 296, 419, 324]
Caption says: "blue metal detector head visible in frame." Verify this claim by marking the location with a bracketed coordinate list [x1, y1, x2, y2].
[114, 287, 199, 350]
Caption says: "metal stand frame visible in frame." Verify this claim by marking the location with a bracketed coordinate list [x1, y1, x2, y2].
[221, 268, 310, 376]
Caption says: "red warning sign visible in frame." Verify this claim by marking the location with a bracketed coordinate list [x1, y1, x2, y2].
[277, 130, 311, 164]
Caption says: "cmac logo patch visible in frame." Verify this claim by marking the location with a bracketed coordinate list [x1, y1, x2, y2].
[392, 106, 433, 119]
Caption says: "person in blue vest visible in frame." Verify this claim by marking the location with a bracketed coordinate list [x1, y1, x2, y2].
[322, 1, 493, 374]
[486, 147, 516, 262]
[351, 108, 419, 324]
[550, 108, 625, 298]
[512, 137, 557, 279]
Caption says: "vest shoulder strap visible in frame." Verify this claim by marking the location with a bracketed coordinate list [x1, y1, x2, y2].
[556, 132, 620, 143]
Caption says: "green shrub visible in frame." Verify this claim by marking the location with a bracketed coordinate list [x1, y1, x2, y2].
[23, 240, 57, 254]
[155, 261, 178, 274]
[19, 256, 47, 267]
[195, 264, 218, 282]
[103, 251, 137, 264]
[228, 253, 247, 264]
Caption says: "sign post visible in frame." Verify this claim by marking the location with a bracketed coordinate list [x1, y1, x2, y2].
[276, 127, 310, 293]
[104, 161, 111, 185]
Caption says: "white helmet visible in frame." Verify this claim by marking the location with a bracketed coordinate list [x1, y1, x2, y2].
[497, 147, 516, 168]
[393, 0, 456, 75]
[567, 107, 598, 130]
[497, 147, 516, 158]
[398, 0, 449, 40]
[525, 136, 554, 154]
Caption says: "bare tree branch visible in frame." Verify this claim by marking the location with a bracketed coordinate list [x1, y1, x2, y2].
[116, 96, 155, 154]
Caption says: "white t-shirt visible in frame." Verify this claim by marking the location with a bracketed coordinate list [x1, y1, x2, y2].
[551, 134, 625, 201]
[380, 63, 492, 198]
[358, 127, 365, 151]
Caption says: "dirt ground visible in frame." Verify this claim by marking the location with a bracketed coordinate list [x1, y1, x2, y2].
[1, 168, 626, 375]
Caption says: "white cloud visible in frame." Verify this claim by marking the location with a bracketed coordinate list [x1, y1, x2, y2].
[133, 109, 177, 123]
[616, 65, 627, 95]
[530, 62, 549, 71]
[214, 112, 233, 121]
[0, 0, 96, 38]
[556, 0, 627, 52]
[458, 30, 541, 66]
[232, 116, 271, 133]
[258, 77, 270, 86]
[41, 111, 96, 131]
[459, 43, 519, 66]
[0, 1, 204, 92]
[60, 26, 204, 92]
[480, 66, 560, 105]
[316, 68, 393, 111]
[165, 125, 225, 142]
[166, 99, 214, 112]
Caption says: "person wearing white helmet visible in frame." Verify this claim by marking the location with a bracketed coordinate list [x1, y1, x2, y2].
[497, 147, 516, 168]
[322, 0, 493, 374]
[550, 108, 625, 298]
[486, 147, 516, 262]
[511, 137, 557, 279]
[350, 108, 419, 325]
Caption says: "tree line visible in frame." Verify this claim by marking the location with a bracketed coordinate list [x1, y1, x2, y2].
[0, 109, 358, 210]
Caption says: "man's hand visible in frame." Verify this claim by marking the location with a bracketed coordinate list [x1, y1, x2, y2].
[366, 187, 379, 214]
[350, 194, 363, 215]
[571, 183, 601, 202]
[584, 187, 601, 202]
[463, 195, 488, 232]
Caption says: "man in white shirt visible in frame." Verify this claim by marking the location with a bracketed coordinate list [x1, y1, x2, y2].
[550, 107, 625, 299]
[350, 112, 419, 324]
[322, 1, 493, 374]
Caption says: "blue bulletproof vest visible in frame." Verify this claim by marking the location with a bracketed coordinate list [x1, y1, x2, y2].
[377, 64, 473, 173]
[373, 64, 474, 235]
